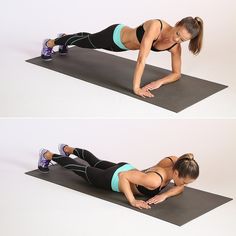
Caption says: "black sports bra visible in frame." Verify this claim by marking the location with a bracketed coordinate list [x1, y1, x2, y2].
[136, 157, 174, 197]
[136, 19, 177, 52]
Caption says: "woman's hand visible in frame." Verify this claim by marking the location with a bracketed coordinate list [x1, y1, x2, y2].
[131, 199, 151, 209]
[143, 80, 163, 91]
[146, 194, 167, 205]
[134, 87, 154, 98]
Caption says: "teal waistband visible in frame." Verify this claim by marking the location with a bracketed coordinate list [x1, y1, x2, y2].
[111, 163, 135, 192]
[113, 24, 128, 50]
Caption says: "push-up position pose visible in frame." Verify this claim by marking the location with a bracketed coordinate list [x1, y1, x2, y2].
[41, 17, 203, 98]
[38, 144, 199, 209]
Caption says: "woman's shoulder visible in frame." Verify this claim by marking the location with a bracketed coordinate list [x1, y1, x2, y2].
[168, 156, 178, 162]
[142, 19, 162, 29]
[160, 20, 170, 27]
[157, 155, 178, 165]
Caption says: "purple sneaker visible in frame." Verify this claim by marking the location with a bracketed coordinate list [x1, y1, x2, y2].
[58, 144, 70, 156]
[57, 33, 68, 55]
[38, 148, 51, 173]
[41, 39, 53, 61]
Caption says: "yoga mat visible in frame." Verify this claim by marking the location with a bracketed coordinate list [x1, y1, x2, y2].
[25, 158, 232, 226]
[26, 47, 227, 113]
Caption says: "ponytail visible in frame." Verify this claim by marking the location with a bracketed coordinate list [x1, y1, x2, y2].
[189, 17, 204, 55]
[177, 16, 204, 55]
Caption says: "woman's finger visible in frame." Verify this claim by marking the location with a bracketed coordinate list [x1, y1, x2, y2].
[154, 198, 163, 204]
[145, 85, 152, 90]
[147, 199, 155, 204]
[139, 201, 151, 209]
[146, 90, 153, 97]
[146, 199, 152, 204]
[148, 197, 159, 204]
[143, 92, 151, 98]
[138, 92, 146, 98]
[142, 203, 151, 209]
[148, 91, 155, 97]
[154, 200, 161, 204]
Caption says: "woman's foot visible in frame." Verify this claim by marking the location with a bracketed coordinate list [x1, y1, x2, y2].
[58, 144, 74, 156]
[41, 39, 54, 61]
[38, 149, 53, 173]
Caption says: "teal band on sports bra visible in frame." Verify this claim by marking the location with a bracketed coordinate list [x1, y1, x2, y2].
[113, 24, 128, 50]
[111, 163, 135, 192]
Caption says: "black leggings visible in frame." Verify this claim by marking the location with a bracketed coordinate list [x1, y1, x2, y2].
[54, 24, 127, 52]
[52, 148, 126, 190]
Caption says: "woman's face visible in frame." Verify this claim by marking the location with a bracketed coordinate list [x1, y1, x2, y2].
[172, 170, 195, 186]
[172, 26, 192, 44]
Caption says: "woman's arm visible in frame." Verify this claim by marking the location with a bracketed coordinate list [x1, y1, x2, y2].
[133, 21, 161, 98]
[146, 185, 184, 205]
[144, 45, 182, 91]
[119, 170, 161, 209]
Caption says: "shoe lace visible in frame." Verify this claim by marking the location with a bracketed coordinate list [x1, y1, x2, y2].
[44, 46, 55, 56]
[49, 161, 55, 167]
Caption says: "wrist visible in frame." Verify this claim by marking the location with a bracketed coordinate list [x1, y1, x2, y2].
[157, 79, 164, 86]
[130, 198, 136, 205]
[161, 193, 168, 199]
[133, 87, 140, 93]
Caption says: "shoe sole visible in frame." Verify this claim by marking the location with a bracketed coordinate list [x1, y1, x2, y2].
[38, 166, 49, 173]
[41, 57, 53, 61]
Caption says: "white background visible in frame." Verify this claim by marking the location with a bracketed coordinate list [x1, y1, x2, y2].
[1, 1, 236, 235]
[1, 0, 236, 117]
[0, 119, 236, 236]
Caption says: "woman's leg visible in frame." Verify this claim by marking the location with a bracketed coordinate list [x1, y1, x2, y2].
[52, 154, 91, 182]
[63, 145, 117, 169]
[49, 152, 120, 190]
[48, 24, 127, 52]
[74, 148, 117, 169]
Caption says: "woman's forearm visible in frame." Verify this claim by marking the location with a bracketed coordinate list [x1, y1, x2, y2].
[162, 185, 184, 199]
[133, 60, 146, 91]
[158, 72, 181, 86]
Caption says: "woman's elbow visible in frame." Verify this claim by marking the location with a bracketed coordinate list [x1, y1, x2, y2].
[119, 172, 126, 180]
[179, 185, 185, 193]
[119, 172, 130, 183]
[175, 73, 181, 80]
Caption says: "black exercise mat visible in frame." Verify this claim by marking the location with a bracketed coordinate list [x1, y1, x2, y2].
[26, 47, 227, 113]
[25, 158, 232, 226]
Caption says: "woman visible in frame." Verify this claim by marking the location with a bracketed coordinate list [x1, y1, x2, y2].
[38, 144, 199, 209]
[41, 17, 203, 98]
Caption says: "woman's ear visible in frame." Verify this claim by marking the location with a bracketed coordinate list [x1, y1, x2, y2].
[173, 169, 179, 178]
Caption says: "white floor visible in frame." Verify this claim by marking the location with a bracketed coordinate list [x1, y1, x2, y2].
[1, 0, 236, 118]
[0, 119, 236, 236]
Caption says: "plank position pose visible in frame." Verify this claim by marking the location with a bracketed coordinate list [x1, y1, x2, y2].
[38, 144, 199, 209]
[41, 17, 203, 98]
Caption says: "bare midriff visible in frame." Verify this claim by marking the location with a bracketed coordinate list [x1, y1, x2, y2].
[120, 26, 140, 50]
